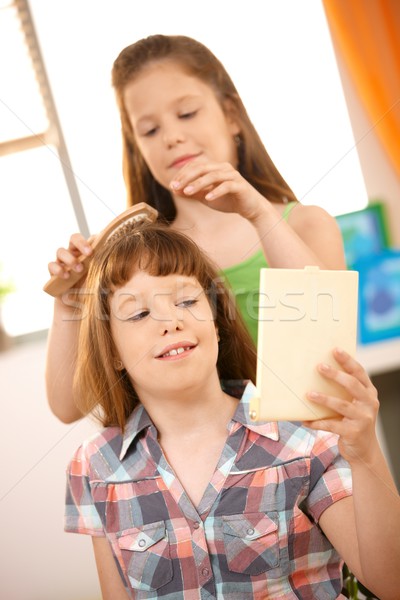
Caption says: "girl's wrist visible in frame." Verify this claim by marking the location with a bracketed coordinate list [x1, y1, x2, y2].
[345, 438, 382, 470]
[54, 295, 84, 321]
[246, 198, 279, 227]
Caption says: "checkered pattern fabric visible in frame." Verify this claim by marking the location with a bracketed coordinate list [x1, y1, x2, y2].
[65, 381, 352, 599]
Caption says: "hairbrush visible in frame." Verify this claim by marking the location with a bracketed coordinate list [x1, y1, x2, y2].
[43, 202, 158, 297]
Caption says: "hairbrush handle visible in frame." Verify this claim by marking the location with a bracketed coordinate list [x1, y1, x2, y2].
[43, 203, 158, 297]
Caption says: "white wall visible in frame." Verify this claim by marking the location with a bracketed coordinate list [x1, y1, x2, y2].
[0, 338, 101, 600]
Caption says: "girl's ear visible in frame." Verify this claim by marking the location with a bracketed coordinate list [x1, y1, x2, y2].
[114, 359, 124, 371]
[223, 99, 241, 136]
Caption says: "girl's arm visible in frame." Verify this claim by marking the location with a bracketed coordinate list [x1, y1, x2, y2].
[250, 201, 346, 270]
[169, 161, 346, 270]
[92, 537, 130, 600]
[45, 298, 83, 422]
[305, 349, 400, 599]
[45, 233, 92, 422]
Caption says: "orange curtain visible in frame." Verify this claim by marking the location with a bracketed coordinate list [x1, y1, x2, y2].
[322, 0, 400, 177]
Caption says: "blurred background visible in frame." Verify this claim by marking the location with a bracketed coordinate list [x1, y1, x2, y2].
[0, 0, 399, 598]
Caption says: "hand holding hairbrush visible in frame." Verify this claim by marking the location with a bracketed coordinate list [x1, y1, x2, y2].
[43, 203, 158, 297]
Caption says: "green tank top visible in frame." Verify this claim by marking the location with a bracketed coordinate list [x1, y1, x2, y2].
[221, 202, 297, 344]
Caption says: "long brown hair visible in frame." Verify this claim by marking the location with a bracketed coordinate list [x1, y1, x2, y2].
[112, 34, 297, 222]
[74, 222, 257, 431]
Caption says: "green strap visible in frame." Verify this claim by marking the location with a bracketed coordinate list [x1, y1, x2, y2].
[282, 200, 298, 221]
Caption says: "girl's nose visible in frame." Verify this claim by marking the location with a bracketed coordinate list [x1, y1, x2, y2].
[159, 310, 184, 335]
[162, 124, 185, 148]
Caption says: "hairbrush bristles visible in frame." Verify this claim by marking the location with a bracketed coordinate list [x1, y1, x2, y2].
[43, 203, 158, 297]
[106, 214, 153, 244]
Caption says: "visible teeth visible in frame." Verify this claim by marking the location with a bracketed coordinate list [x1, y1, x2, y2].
[162, 346, 191, 358]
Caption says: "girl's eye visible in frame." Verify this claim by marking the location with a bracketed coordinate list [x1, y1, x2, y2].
[127, 310, 150, 322]
[176, 298, 198, 308]
[143, 127, 158, 137]
[139, 125, 158, 137]
[179, 110, 197, 119]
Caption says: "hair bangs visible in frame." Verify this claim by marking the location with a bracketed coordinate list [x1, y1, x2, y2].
[95, 224, 211, 295]
[135, 231, 201, 280]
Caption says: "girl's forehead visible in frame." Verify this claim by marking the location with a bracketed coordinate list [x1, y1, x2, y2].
[123, 61, 215, 110]
[133, 58, 195, 81]
[116, 270, 202, 294]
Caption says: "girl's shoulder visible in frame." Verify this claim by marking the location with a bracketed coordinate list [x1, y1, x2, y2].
[68, 425, 123, 475]
[285, 203, 339, 232]
[281, 202, 345, 269]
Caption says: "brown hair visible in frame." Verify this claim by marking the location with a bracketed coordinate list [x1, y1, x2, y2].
[74, 222, 257, 431]
[112, 34, 297, 222]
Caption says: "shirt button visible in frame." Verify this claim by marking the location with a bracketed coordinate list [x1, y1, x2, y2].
[201, 568, 209, 577]
[138, 538, 146, 548]
[193, 521, 201, 529]
[247, 528, 255, 536]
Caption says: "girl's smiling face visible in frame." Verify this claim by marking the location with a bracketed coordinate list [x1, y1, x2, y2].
[123, 60, 240, 189]
[110, 270, 220, 401]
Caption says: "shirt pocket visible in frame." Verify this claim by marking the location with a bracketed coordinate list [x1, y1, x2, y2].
[116, 520, 173, 592]
[222, 512, 279, 576]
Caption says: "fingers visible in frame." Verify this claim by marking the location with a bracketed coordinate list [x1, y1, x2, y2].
[47, 260, 73, 279]
[317, 348, 375, 395]
[170, 162, 236, 196]
[204, 180, 241, 201]
[305, 350, 380, 464]
[317, 363, 379, 419]
[332, 347, 373, 389]
[67, 233, 93, 257]
[303, 417, 344, 435]
[305, 349, 379, 428]
[317, 361, 366, 401]
[48, 233, 92, 278]
[304, 388, 373, 440]
[307, 390, 357, 419]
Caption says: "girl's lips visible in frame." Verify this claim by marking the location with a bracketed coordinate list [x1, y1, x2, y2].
[155, 342, 197, 361]
[169, 153, 201, 169]
[156, 347, 196, 361]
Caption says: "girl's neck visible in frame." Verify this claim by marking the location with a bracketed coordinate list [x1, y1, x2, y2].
[170, 194, 263, 270]
[139, 374, 239, 441]
[171, 195, 242, 233]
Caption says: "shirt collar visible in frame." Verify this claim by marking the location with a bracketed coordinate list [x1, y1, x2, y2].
[225, 380, 279, 441]
[119, 380, 279, 460]
[119, 404, 153, 460]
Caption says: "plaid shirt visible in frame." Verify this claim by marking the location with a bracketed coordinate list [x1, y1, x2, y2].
[65, 381, 352, 599]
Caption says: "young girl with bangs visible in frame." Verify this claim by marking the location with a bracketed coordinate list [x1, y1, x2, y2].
[46, 34, 346, 424]
[65, 222, 400, 600]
